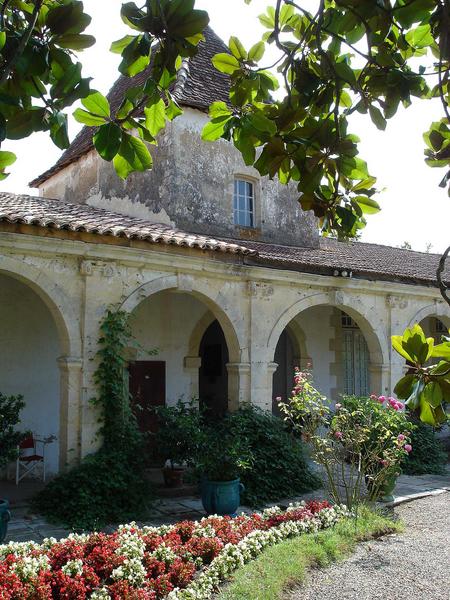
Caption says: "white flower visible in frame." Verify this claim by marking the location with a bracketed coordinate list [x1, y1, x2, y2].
[111, 557, 147, 587]
[90, 587, 112, 599]
[61, 558, 84, 577]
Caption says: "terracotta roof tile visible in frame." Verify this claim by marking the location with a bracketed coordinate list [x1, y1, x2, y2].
[1, 193, 448, 288]
[241, 238, 450, 287]
[0, 193, 253, 256]
[30, 27, 231, 187]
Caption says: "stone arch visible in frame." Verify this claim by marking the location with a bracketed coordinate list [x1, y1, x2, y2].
[284, 320, 308, 362]
[267, 292, 387, 367]
[0, 255, 83, 471]
[407, 303, 450, 329]
[122, 275, 242, 363]
[188, 310, 216, 357]
[0, 255, 80, 357]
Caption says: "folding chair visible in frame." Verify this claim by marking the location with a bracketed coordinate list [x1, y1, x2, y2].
[16, 434, 46, 485]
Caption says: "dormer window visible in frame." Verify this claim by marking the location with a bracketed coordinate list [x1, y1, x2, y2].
[233, 179, 254, 228]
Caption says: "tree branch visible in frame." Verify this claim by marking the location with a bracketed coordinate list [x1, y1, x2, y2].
[437, 245, 450, 307]
[0, 0, 43, 87]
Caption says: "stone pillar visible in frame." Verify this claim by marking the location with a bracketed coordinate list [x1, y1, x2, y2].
[58, 356, 83, 470]
[226, 362, 251, 411]
[184, 356, 202, 400]
[249, 361, 278, 412]
[368, 362, 390, 396]
[386, 295, 409, 395]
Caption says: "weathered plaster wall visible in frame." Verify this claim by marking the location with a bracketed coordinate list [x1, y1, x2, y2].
[0, 274, 60, 474]
[0, 230, 448, 475]
[37, 109, 319, 248]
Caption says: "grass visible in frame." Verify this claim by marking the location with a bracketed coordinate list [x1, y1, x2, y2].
[216, 506, 402, 600]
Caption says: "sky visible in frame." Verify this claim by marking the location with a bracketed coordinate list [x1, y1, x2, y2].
[1, 0, 449, 253]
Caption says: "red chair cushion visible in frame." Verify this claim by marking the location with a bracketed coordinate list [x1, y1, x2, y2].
[20, 455, 43, 462]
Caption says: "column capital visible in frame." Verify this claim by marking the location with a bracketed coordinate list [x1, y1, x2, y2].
[58, 356, 83, 370]
[226, 362, 251, 374]
[267, 361, 278, 375]
[184, 356, 202, 370]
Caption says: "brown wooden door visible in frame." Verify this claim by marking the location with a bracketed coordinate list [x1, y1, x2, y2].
[128, 361, 166, 437]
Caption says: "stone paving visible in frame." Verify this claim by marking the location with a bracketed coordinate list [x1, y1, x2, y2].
[2, 470, 449, 545]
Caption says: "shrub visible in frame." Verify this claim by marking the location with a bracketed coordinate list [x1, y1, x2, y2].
[402, 421, 447, 475]
[224, 406, 321, 506]
[279, 369, 415, 507]
[0, 392, 26, 469]
[32, 448, 153, 531]
[33, 310, 153, 530]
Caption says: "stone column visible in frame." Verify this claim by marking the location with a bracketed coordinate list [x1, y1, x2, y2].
[368, 362, 390, 396]
[226, 362, 251, 411]
[58, 356, 83, 470]
[248, 361, 278, 412]
[184, 356, 202, 400]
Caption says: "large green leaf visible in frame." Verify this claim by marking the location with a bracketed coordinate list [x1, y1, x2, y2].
[229, 37, 247, 60]
[431, 342, 450, 360]
[422, 381, 443, 408]
[0, 150, 17, 169]
[144, 98, 166, 138]
[113, 133, 152, 179]
[81, 91, 110, 118]
[392, 335, 414, 363]
[212, 53, 240, 75]
[55, 34, 96, 51]
[394, 374, 415, 399]
[73, 109, 107, 126]
[94, 123, 122, 161]
[202, 116, 232, 141]
[354, 195, 381, 215]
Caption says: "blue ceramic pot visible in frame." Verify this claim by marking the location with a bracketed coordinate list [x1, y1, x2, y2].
[0, 499, 11, 543]
[201, 478, 244, 516]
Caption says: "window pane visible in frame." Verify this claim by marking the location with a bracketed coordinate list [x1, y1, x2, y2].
[238, 180, 246, 195]
[246, 181, 253, 198]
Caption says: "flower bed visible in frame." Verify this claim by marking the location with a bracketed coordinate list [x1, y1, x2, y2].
[0, 501, 349, 600]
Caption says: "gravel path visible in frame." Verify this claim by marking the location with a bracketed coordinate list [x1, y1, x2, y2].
[288, 493, 450, 600]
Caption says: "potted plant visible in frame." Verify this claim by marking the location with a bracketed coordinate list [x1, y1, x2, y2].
[0, 392, 26, 542]
[154, 400, 203, 488]
[197, 418, 253, 516]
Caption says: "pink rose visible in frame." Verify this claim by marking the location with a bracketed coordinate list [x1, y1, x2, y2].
[396, 401, 404, 410]
[370, 394, 378, 400]
[334, 431, 343, 439]
[377, 395, 386, 403]
[275, 396, 282, 402]
[397, 434, 405, 442]
[335, 403, 342, 410]
[404, 444, 412, 453]
[381, 459, 390, 467]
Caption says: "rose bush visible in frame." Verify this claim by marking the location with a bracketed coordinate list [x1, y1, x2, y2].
[0, 501, 349, 599]
[279, 369, 414, 507]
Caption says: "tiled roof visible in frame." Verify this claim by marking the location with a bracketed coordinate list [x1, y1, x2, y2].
[0, 193, 253, 255]
[30, 27, 231, 187]
[0, 193, 447, 288]
[242, 238, 450, 287]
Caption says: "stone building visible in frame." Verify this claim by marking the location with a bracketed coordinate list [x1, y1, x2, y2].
[0, 28, 449, 475]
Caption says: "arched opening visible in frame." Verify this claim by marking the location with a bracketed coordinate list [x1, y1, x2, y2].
[418, 315, 449, 365]
[127, 289, 236, 457]
[0, 274, 61, 475]
[199, 320, 229, 419]
[272, 328, 296, 416]
[272, 304, 376, 406]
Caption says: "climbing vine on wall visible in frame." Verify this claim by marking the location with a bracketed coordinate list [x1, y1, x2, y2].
[33, 308, 152, 530]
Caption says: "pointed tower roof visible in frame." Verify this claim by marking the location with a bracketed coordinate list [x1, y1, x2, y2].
[30, 27, 231, 187]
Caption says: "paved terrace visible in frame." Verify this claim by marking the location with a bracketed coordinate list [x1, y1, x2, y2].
[2, 470, 449, 544]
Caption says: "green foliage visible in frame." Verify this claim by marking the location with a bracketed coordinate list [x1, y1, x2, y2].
[196, 414, 254, 482]
[224, 405, 320, 507]
[31, 448, 152, 531]
[33, 310, 152, 530]
[392, 323, 450, 426]
[280, 369, 414, 507]
[402, 421, 448, 476]
[154, 400, 204, 468]
[0, 0, 208, 179]
[0, 392, 26, 469]
[204, 0, 450, 239]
